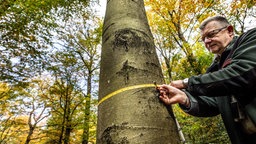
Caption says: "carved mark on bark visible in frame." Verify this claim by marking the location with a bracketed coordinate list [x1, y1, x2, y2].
[114, 29, 136, 52]
[101, 123, 167, 143]
[145, 62, 159, 69]
[116, 60, 160, 85]
[116, 60, 134, 84]
[113, 28, 155, 58]
[103, 23, 115, 43]
[101, 123, 130, 144]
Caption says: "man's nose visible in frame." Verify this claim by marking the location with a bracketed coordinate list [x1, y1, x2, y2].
[204, 37, 212, 43]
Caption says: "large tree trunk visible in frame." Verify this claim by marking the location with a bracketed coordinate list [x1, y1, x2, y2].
[97, 0, 180, 143]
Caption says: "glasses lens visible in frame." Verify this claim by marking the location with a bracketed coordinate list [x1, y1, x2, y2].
[201, 26, 227, 42]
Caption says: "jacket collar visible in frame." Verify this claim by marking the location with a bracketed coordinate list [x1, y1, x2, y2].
[218, 36, 238, 68]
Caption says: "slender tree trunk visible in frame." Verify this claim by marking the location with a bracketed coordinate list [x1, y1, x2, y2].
[64, 90, 72, 144]
[97, 0, 179, 143]
[25, 125, 34, 144]
[59, 104, 66, 144]
[59, 91, 68, 144]
[82, 72, 92, 144]
[25, 112, 34, 144]
[64, 116, 72, 144]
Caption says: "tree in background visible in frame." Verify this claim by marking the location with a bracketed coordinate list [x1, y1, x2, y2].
[49, 9, 102, 143]
[0, 79, 51, 143]
[0, 0, 90, 85]
[0, 82, 17, 143]
[219, 0, 256, 34]
[0, 0, 100, 143]
[97, 0, 179, 143]
[45, 77, 85, 144]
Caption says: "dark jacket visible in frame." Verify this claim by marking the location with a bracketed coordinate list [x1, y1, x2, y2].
[181, 28, 256, 144]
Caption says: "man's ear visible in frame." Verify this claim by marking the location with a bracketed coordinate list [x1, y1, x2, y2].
[227, 25, 234, 33]
[227, 25, 234, 36]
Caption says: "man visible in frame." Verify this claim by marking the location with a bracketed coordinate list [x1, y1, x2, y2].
[158, 15, 256, 144]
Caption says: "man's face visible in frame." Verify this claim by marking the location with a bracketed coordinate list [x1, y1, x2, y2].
[201, 21, 233, 55]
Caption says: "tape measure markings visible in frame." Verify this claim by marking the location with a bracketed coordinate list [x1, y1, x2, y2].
[98, 84, 156, 106]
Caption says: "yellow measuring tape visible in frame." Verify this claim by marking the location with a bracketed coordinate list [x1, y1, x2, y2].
[98, 84, 157, 106]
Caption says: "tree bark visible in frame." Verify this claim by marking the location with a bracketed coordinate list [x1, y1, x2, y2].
[97, 0, 179, 143]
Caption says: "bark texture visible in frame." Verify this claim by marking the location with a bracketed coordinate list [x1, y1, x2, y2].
[97, 0, 180, 143]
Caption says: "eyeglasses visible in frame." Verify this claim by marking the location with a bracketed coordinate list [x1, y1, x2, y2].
[201, 26, 228, 42]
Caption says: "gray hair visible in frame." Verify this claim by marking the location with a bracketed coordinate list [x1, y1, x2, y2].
[199, 15, 230, 30]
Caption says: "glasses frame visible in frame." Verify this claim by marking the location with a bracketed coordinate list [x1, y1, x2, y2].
[201, 26, 228, 42]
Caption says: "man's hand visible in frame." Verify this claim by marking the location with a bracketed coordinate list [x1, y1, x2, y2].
[158, 84, 190, 107]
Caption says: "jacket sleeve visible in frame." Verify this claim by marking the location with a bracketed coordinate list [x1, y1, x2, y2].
[187, 28, 256, 99]
[180, 91, 219, 117]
